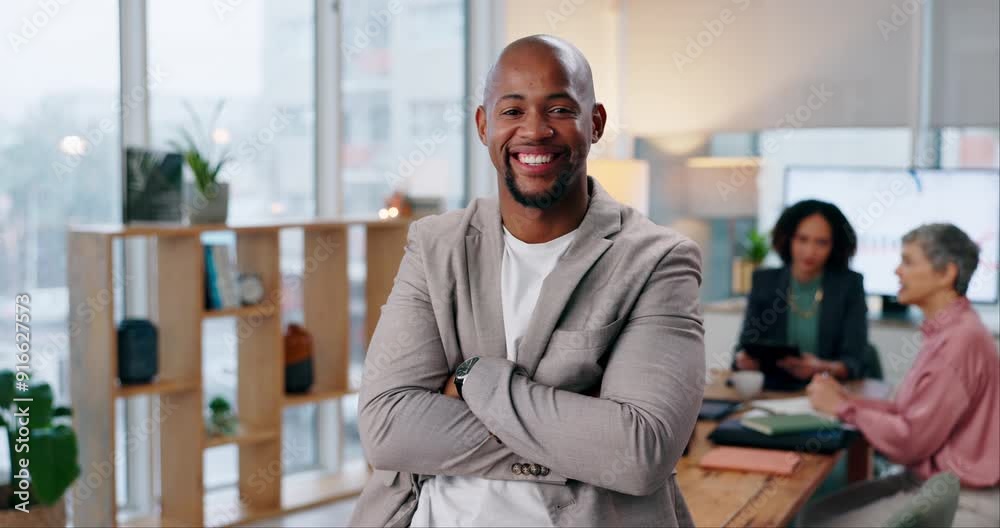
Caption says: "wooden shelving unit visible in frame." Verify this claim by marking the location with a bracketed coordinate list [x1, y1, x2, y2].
[69, 218, 409, 528]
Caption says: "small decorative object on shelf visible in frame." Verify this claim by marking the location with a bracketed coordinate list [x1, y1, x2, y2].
[117, 319, 159, 385]
[284, 324, 314, 394]
[238, 272, 265, 306]
[0, 370, 80, 527]
[206, 396, 239, 437]
[378, 190, 412, 220]
[170, 100, 230, 225]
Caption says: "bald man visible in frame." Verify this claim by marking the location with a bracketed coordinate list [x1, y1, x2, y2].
[351, 35, 704, 527]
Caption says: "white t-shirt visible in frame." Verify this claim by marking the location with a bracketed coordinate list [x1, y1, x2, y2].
[409, 226, 577, 527]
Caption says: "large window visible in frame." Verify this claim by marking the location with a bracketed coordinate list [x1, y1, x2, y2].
[340, 0, 467, 215]
[339, 0, 468, 461]
[0, 0, 121, 487]
[147, 0, 318, 489]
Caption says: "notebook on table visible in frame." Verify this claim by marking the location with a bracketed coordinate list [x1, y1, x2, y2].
[708, 418, 851, 454]
[699, 446, 802, 476]
[740, 413, 840, 436]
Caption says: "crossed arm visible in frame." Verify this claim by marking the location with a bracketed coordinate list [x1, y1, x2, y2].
[358, 222, 705, 495]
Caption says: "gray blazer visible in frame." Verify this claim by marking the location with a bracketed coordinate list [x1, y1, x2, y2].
[350, 178, 705, 527]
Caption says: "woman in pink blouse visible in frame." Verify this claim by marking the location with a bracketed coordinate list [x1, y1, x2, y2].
[807, 223, 999, 527]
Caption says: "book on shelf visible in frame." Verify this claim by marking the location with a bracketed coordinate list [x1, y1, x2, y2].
[204, 244, 241, 310]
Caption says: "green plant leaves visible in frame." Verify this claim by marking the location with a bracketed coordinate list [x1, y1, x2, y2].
[0, 370, 14, 408]
[27, 424, 81, 505]
[1, 375, 79, 505]
[26, 382, 54, 429]
[745, 228, 770, 264]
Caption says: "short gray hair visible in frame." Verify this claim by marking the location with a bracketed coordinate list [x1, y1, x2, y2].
[902, 223, 980, 296]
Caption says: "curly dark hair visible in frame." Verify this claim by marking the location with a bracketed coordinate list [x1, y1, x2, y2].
[771, 199, 857, 270]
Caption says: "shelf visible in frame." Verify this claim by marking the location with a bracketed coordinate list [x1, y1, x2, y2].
[69, 217, 408, 238]
[204, 465, 370, 527]
[114, 378, 198, 399]
[203, 304, 277, 320]
[204, 429, 279, 449]
[283, 387, 356, 407]
[118, 513, 185, 528]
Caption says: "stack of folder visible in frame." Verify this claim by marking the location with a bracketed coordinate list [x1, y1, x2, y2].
[707, 399, 851, 455]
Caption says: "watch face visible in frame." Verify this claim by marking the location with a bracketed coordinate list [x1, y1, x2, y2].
[455, 357, 479, 378]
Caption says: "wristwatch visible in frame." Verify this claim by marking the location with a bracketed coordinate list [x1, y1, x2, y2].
[454, 357, 480, 399]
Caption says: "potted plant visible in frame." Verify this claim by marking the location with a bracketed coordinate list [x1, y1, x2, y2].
[205, 396, 239, 437]
[172, 100, 230, 224]
[0, 370, 80, 527]
[733, 228, 770, 294]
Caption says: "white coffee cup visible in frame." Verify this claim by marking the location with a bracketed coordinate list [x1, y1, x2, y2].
[730, 371, 765, 400]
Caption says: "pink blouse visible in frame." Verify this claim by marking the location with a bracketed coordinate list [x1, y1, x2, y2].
[837, 297, 1000, 488]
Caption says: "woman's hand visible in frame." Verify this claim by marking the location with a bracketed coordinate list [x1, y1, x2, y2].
[735, 350, 760, 371]
[807, 374, 849, 415]
[777, 353, 825, 380]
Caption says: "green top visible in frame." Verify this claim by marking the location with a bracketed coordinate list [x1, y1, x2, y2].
[786, 273, 822, 355]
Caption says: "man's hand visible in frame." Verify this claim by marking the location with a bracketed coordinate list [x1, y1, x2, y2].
[777, 353, 825, 380]
[442, 372, 460, 399]
[806, 374, 849, 415]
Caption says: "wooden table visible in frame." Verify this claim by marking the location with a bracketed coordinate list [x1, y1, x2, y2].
[676, 372, 892, 527]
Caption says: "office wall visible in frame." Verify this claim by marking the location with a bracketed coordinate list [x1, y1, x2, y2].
[931, 0, 1000, 126]
[506, 0, 1000, 138]
[504, 0, 625, 157]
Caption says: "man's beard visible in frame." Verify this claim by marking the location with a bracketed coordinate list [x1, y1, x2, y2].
[503, 154, 581, 210]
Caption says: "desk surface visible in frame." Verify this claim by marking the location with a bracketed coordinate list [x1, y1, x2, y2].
[677, 374, 891, 527]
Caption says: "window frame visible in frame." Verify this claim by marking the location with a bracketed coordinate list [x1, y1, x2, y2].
[111, 0, 481, 512]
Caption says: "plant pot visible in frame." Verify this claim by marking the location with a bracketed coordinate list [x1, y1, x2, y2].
[732, 258, 760, 295]
[184, 181, 229, 224]
[0, 486, 66, 527]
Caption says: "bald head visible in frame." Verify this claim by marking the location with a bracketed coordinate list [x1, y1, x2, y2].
[483, 35, 596, 108]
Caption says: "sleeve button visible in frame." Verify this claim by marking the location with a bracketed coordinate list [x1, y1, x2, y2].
[511, 463, 522, 475]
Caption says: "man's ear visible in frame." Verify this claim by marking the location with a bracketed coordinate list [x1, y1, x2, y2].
[475, 105, 488, 146]
[591, 103, 607, 143]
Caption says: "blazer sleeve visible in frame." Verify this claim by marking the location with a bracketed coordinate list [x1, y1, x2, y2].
[836, 272, 869, 379]
[460, 239, 706, 496]
[357, 219, 565, 483]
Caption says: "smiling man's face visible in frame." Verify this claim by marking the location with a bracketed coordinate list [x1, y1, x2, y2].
[476, 39, 604, 209]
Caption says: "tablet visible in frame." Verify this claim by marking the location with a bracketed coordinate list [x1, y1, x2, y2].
[741, 342, 801, 363]
[699, 399, 741, 420]
[739, 342, 805, 392]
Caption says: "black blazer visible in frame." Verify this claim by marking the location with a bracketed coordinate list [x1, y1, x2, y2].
[736, 266, 869, 379]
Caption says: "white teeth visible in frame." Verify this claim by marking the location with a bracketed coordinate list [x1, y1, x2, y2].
[517, 153, 555, 165]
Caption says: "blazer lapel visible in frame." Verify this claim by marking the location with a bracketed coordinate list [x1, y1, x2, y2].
[774, 266, 791, 342]
[466, 199, 508, 360]
[516, 178, 622, 377]
[817, 270, 837, 358]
